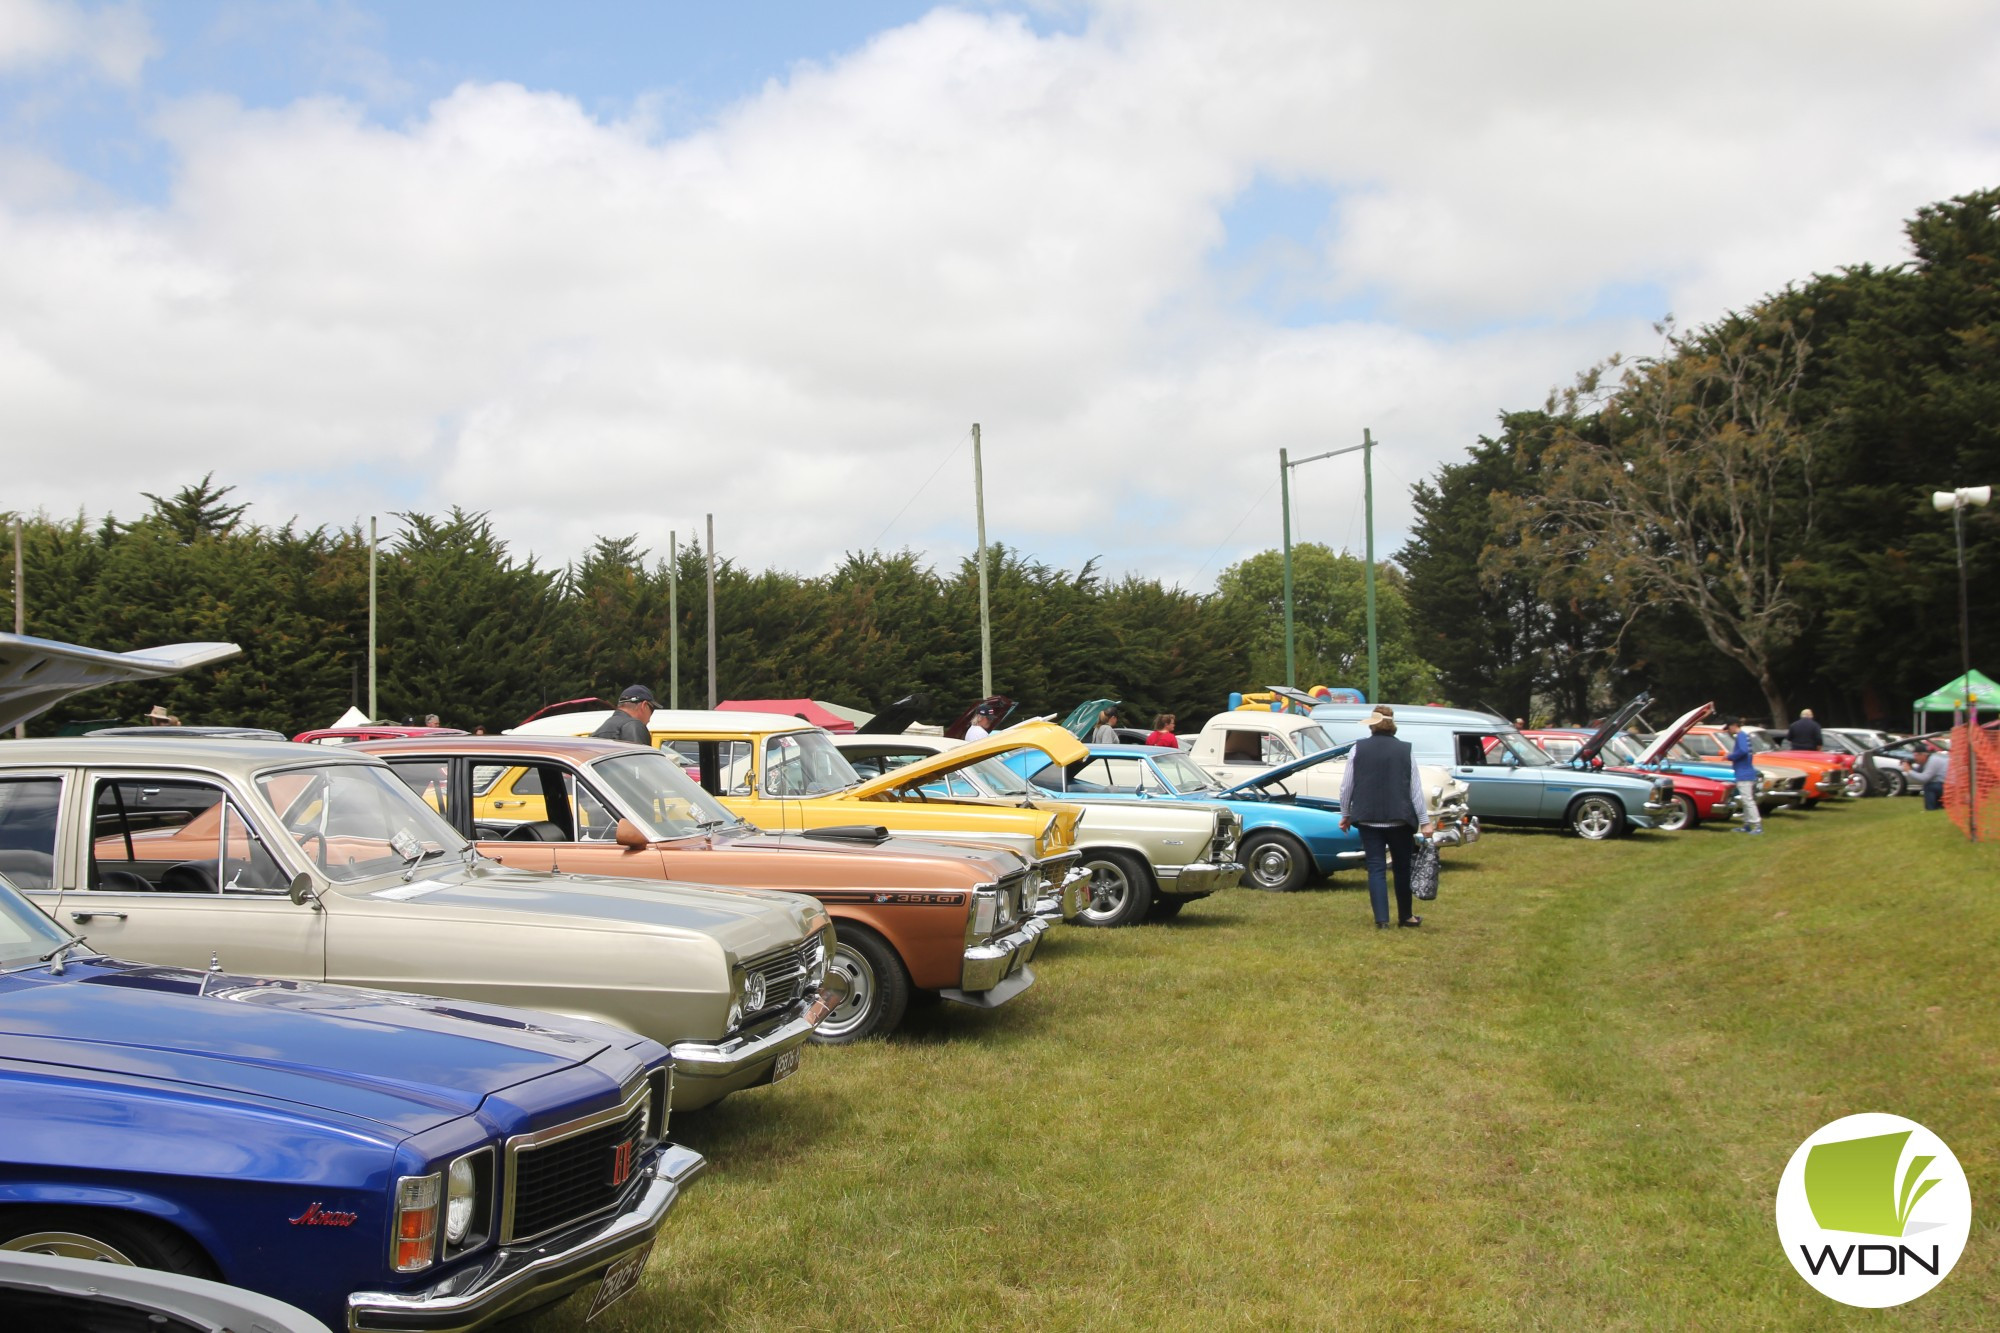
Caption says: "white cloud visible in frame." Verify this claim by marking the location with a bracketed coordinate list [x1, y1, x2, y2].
[0, 1, 1996, 592]
[0, 0, 154, 84]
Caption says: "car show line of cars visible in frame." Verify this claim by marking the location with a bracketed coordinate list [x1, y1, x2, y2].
[0, 635, 1926, 1329]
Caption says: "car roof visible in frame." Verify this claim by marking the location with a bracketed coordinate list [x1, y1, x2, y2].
[1310, 702, 1511, 726]
[0, 736, 378, 775]
[354, 734, 644, 761]
[510, 707, 815, 737]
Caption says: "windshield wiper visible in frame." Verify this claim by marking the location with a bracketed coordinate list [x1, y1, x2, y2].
[39, 936, 89, 975]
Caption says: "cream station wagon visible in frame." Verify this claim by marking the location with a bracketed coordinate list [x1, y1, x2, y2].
[0, 737, 836, 1109]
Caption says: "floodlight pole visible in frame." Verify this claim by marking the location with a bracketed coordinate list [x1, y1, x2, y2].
[668, 530, 679, 710]
[1280, 431, 1379, 700]
[973, 423, 992, 698]
[12, 517, 23, 738]
[705, 513, 717, 709]
[367, 516, 378, 722]
[1936, 484, 1992, 841]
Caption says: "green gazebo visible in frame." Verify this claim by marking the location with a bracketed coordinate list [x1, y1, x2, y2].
[1913, 669, 2000, 729]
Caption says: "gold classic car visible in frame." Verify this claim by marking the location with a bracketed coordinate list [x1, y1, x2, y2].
[0, 737, 835, 1109]
[831, 731, 1245, 928]
[509, 711, 1093, 922]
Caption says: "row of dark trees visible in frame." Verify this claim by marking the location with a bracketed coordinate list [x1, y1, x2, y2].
[15, 481, 1407, 735]
[1400, 187, 2000, 727]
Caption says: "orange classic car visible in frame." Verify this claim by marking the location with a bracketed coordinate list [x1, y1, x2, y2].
[354, 734, 1048, 1044]
[1678, 725, 1860, 806]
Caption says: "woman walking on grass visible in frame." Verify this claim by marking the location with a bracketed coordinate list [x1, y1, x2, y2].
[1338, 706, 1435, 930]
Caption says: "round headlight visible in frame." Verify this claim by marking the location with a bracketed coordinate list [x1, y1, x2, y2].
[446, 1155, 478, 1244]
[743, 971, 768, 1013]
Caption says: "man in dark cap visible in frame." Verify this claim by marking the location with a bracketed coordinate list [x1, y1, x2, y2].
[965, 702, 998, 742]
[592, 685, 658, 746]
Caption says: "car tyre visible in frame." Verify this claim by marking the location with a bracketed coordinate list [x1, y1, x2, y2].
[812, 925, 909, 1045]
[1077, 850, 1154, 927]
[1800, 797, 1820, 809]
[1656, 792, 1699, 832]
[1880, 769, 1908, 798]
[1843, 771, 1870, 799]
[1241, 830, 1311, 891]
[1146, 897, 1187, 921]
[0, 1209, 215, 1278]
[1566, 795, 1625, 841]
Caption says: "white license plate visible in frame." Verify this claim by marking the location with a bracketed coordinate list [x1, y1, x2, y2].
[586, 1241, 652, 1322]
[771, 1047, 801, 1083]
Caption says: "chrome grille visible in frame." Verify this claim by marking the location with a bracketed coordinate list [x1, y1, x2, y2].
[1211, 811, 1240, 863]
[739, 935, 819, 1022]
[503, 1087, 648, 1244]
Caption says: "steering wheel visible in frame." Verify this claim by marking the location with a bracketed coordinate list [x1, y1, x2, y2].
[293, 829, 330, 870]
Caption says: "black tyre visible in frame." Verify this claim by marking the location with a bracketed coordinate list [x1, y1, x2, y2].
[1077, 849, 1154, 928]
[812, 924, 909, 1044]
[1241, 830, 1311, 891]
[1656, 792, 1699, 832]
[1880, 769, 1908, 798]
[1801, 797, 1820, 810]
[1146, 897, 1187, 921]
[1566, 794, 1625, 841]
[0, 1208, 214, 1277]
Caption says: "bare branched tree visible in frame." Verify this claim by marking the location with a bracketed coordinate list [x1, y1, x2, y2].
[1487, 312, 1817, 723]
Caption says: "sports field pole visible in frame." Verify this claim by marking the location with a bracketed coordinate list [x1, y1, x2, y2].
[705, 513, 718, 709]
[668, 530, 679, 710]
[1363, 428, 1379, 706]
[973, 423, 992, 699]
[1280, 447, 1294, 688]
[367, 516, 378, 722]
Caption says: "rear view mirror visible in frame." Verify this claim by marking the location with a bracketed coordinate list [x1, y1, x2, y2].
[287, 871, 315, 905]
[614, 819, 650, 850]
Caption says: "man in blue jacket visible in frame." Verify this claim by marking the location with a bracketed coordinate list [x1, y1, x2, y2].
[1339, 707, 1435, 928]
[1723, 718, 1764, 835]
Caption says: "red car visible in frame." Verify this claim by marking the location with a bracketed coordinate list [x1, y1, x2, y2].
[1525, 705, 1743, 831]
[292, 725, 467, 745]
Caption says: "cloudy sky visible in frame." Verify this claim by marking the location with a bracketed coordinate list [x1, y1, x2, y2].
[3, 0, 1997, 590]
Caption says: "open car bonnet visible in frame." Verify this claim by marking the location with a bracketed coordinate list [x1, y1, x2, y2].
[0, 633, 241, 732]
[1217, 742, 1351, 796]
[1576, 691, 1653, 764]
[1635, 702, 1714, 766]
[845, 720, 1088, 799]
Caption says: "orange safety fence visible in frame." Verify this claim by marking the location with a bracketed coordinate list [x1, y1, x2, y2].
[1944, 722, 2000, 842]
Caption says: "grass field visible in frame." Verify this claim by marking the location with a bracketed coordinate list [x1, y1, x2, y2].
[543, 799, 1996, 1331]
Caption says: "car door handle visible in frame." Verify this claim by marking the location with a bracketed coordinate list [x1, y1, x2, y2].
[70, 911, 127, 923]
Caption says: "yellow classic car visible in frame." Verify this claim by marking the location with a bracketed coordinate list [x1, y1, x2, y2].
[509, 711, 1092, 920]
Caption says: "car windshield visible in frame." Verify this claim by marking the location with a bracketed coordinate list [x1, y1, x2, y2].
[592, 751, 741, 837]
[1743, 731, 1776, 752]
[1293, 725, 1335, 756]
[1603, 735, 1646, 764]
[1677, 732, 1726, 759]
[763, 730, 861, 797]
[1496, 732, 1554, 766]
[1151, 752, 1220, 794]
[0, 877, 71, 970]
[970, 756, 1033, 795]
[1818, 733, 1863, 755]
[257, 763, 469, 883]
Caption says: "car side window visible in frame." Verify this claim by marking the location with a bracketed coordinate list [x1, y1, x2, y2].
[564, 773, 618, 840]
[1455, 734, 1491, 766]
[386, 760, 453, 821]
[90, 777, 286, 893]
[0, 778, 62, 890]
[1260, 733, 1291, 766]
[1090, 757, 1149, 793]
[1221, 730, 1263, 763]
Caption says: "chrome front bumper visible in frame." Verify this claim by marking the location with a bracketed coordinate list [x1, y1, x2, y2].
[666, 986, 838, 1106]
[1165, 859, 1244, 895]
[942, 915, 1048, 1006]
[348, 1144, 706, 1333]
[1034, 864, 1091, 922]
[1433, 815, 1480, 847]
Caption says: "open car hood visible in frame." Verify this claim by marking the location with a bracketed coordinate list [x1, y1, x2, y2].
[1576, 691, 1652, 764]
[845, 720, 1087, 799]
[1217, 743, 1350, 796]
[861, 692, 932, 735]
[0, 633, 241, 733]
[1635, 702, 1714, 766]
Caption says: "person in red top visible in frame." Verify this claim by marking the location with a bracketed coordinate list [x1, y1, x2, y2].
[1145, 713, 1178, 748]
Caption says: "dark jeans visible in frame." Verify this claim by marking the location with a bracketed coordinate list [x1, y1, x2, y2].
[1358, 823, 1416, 925]
[1923, 779, 1946, 811]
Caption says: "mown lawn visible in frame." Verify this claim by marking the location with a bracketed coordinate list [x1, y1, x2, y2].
[540, 799, 1997, 1331]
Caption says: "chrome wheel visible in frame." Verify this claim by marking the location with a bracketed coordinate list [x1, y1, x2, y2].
[1078, 852, 1151, 927]
[1656, 793, 1697, 832]
[1882, 769, 1908, 798]
[816, 942, 877, 1042]
[1569, 795, 1623, 840]
[1843, 771, 1870, 799]
[1242, 832, 1308, 891]
[0, 1231, 137, 1264]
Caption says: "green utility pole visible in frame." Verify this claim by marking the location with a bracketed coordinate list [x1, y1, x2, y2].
[1280, 447, 1295, 686]
[668, 530, 679, 710]
[367, 516, 378, 721]
[1279, 430, 1380, 702]
[973, 423, 992, 698]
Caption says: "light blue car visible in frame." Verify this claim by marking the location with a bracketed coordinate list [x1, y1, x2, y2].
[1002, 743, 1363, 893]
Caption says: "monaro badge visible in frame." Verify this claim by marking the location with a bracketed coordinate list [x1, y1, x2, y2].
[290, 1202, 357, 1227]
[609, 1140, 636, 1188]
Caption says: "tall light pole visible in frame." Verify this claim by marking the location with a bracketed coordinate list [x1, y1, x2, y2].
[367, 516, 378, 721]
[972, 423, 992, 698]
[705, 513, 718, 709]
[1280, 430, 1380, 702]
[1933, 484, 1992, 841]
[668, 530, 679, 710]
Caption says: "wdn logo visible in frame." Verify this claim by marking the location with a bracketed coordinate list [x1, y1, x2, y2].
[1775, 1113, 1971, 1308]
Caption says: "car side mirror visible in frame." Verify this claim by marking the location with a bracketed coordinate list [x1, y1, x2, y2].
[614, 818, 650, 850]
[287, 871, 315, 906]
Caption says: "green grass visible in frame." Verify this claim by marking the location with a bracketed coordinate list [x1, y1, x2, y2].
[540, 800, 1997, 1331]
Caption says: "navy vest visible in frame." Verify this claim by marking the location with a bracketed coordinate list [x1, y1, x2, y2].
[1346, 733, 1419, 825]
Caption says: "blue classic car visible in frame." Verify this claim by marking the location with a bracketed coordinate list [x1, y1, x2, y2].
[1005, 744, 1363, 892]
[0, 876, 703, 1332]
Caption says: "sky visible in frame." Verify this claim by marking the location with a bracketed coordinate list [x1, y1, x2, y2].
[3, 0, 1997, 592]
